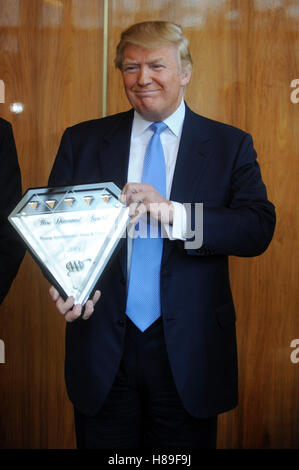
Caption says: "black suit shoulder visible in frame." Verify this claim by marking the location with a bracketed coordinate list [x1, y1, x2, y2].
[184, 106, 254, 166]
[65, 109, 134, 140]
[0, 118, 13, 142]
[185, 105, 248, 141]
[49, 110, 134, 187]
[0, 117, 12, 129]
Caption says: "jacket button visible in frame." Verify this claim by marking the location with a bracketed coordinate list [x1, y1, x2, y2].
[118, 319, 125, 327]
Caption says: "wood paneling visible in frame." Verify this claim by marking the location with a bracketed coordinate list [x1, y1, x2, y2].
[0, 0, 298, 449]
[107, 0, 299, 449]
[0, 0, 103, 448]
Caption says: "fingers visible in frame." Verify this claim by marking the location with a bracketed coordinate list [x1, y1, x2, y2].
[120, 183, 154, 208]
[51, 288, 80, 322]
[49, 285, 60, 302]
[121, 183, 156, 225]
[49, 285, 75, 315]
[92, 289, 101, 305]
[121, 184, 174, 226]
[129, 201, 147, 224]
[56, 295, 76, 315]
[65, 303, 83, 322]
[120, 183, 145, 223]
[49, 286, 101, 322]
[82, 290, 101, 320]
[120, 183, 143, 205]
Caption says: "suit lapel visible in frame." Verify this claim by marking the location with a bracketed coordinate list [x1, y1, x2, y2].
[163, 105, 214, 265]
[170, 105, 213, 202]
[98, 110, 134, 281]
[98, 110, 134, 189]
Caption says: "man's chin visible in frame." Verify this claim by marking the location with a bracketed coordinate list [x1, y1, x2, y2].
[135, 106, 166, 122]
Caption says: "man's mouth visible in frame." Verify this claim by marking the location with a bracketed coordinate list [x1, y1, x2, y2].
[132, 90, 160, 96]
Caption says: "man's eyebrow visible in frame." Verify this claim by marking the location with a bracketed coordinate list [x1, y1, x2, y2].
[122, 59, 139, 64]
[122, 57, 166, 65]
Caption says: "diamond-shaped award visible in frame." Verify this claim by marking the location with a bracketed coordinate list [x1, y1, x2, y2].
[8, 182, 130, 305]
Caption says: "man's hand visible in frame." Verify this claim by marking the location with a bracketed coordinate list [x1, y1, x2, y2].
[120, 183, 174, 225]
[49, 286, 101, 322]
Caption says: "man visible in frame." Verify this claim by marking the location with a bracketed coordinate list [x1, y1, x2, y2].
[0, 118, 25, 304]
[48, 21, 275, 449]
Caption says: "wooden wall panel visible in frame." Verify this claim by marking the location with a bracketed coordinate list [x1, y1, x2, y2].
[107, 0, 299, 449]
[0, 0, 103, 448]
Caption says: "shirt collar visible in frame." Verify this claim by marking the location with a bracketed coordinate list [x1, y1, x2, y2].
[132, 99, 185, 138]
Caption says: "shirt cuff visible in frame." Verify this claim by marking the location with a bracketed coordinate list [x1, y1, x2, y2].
[163, 201, 187, 241]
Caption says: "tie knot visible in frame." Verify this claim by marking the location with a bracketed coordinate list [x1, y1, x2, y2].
[150, 121, 168, 136]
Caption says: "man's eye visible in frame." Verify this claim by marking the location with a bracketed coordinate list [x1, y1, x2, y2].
[151, 64, 165, 70]
[123, 65, 138, 72]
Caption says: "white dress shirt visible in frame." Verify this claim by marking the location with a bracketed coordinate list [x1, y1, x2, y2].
[127, 99, 187, 237]
[126, 99, 187, 275]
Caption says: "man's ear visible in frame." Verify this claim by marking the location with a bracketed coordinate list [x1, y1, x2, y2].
[180, 68, 192, 87]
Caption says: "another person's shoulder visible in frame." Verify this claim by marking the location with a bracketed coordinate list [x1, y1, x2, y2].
[0, 117, 13, 133]
[0, 118, 15, 147]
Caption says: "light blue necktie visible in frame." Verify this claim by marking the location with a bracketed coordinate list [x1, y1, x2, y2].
[126, 121, 168, 331]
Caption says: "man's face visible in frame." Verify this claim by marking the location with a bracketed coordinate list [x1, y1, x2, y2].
[121, 43, 191, 122]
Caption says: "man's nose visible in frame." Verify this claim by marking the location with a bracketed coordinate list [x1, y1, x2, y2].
[137, 66, 151, 86]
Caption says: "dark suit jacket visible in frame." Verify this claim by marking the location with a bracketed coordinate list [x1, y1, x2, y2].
[48, 105, 275, 418]
[0, 118, 25, 304]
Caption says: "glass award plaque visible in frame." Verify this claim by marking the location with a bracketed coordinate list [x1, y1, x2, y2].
[8, 182, 130, 305]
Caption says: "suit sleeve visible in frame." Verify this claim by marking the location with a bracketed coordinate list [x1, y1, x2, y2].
[184, 133, 276, 257]
[0, 120, 25, 303]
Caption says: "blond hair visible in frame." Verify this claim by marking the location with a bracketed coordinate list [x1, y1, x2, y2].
[115, 21, 193, 73]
